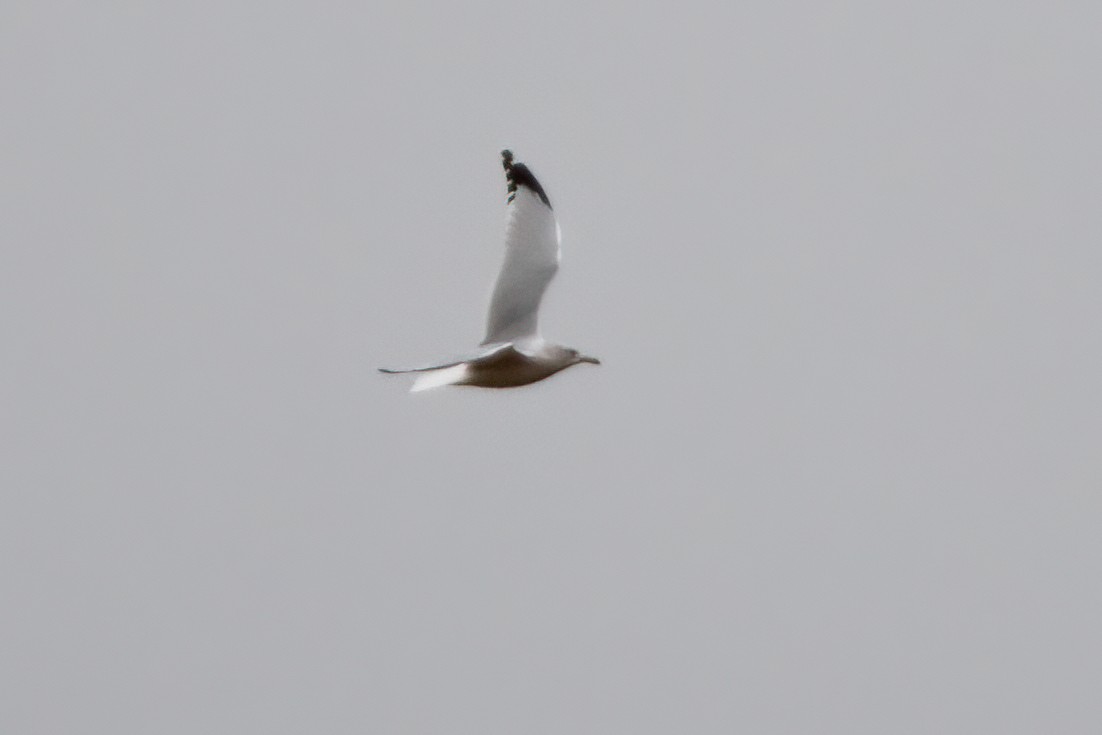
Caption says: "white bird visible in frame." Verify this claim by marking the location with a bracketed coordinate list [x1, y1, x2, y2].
[380, 150, 600, 391]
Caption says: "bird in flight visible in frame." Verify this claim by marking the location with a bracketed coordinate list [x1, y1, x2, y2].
[380, 150, 600, 391]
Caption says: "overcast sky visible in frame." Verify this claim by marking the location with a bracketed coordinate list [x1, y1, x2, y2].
[3, 2, 1101, 733]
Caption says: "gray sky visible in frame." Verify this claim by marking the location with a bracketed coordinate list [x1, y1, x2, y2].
[3, 2, 1101, 733]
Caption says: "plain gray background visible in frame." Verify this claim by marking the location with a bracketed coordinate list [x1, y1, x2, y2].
[3, 2, 1100, 733]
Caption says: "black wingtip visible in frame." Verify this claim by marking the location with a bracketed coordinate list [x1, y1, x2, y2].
[500, 149, 551, 208]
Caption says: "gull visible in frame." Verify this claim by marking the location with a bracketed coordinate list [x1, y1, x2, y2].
[380, 150, 600, 391]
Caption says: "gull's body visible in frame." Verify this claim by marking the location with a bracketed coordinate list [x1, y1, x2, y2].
[380, 151, 599, 391]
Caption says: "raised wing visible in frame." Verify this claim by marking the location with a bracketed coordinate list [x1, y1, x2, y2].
[481, 150, 561, 345]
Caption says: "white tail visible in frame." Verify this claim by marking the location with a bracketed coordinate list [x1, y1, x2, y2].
[410, 364, 469, 392]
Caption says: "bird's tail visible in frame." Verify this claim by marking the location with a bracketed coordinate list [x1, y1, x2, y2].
[379, 364, 469, 392]
[410, 364, 468, 392]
